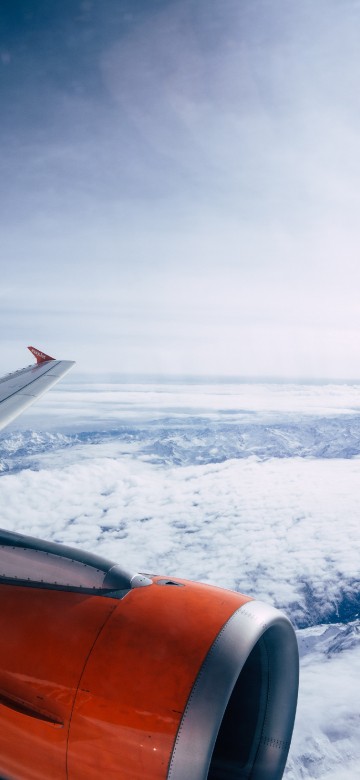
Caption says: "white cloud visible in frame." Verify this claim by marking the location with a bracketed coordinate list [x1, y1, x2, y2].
[1, 376, 359, 777]
[1, 441, 359, 778]
[286, 623, 360, 779]
[0, 442, 359, 626]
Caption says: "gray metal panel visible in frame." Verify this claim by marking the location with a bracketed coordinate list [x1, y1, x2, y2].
[167, 600, 299, 780]
[0, 360, 75, 431]
[0, 545, 107, 588]
[0, 361, 60, 399]
[0, 530, 152, 595]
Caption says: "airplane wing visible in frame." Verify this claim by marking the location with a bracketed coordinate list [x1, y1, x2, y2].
[0, 346, 75, 431]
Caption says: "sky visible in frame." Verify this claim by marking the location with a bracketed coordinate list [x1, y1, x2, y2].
[2, 0, 360, 377]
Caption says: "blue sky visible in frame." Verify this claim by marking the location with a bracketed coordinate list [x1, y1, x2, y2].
[2, 0, 360, 377]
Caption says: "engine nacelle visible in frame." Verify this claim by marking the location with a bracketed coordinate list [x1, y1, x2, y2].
[0, 531, 298, 780]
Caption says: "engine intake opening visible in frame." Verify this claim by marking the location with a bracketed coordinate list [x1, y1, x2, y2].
[167, 601, 299, 780]
[208, 638, 265, 779]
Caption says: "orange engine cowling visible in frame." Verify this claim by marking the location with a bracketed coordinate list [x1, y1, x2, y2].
[0, 530, 298, 780]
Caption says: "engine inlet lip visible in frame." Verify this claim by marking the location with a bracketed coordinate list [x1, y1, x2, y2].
[167, 600, 299, 780]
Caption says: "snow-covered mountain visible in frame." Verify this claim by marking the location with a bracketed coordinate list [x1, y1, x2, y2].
[2, 411, 360, 473]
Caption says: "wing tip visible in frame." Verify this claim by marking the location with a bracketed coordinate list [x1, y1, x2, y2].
[28, 346, 55, 364]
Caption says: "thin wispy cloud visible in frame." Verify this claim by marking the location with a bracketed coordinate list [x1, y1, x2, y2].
[2, 0, 360, 375]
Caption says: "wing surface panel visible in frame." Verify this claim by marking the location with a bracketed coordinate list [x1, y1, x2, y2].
[0, 353, 75, 431]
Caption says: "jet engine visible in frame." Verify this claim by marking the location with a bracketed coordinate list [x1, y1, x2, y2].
[0, 529, 298, 780]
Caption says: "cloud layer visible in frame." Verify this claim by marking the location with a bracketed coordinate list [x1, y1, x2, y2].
[2, 379, 360, 629]
[0, 376, 359, 777]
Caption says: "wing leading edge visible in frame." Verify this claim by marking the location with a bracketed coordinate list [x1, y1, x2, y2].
[0, 347, 75, 431]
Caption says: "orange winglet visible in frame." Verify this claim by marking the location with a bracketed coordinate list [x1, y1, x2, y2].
[28, 346, 55, 364]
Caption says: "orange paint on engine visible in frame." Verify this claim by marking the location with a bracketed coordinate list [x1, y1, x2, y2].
[0, 578, 251, 780]
[0, 586, 116, 779]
